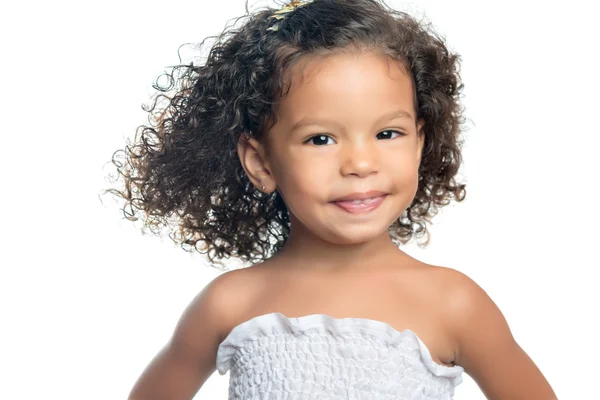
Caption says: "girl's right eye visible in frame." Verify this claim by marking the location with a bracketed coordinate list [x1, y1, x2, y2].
[304, 135, 335, 146]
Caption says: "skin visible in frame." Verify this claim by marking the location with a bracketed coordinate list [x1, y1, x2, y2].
[128, 49, 557, 399]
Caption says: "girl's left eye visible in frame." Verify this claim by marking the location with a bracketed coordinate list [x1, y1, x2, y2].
[377, 130, 405, 140]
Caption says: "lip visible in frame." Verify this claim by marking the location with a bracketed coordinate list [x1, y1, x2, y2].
[331, 194, 387, 214]
[331, 190, 388, 202]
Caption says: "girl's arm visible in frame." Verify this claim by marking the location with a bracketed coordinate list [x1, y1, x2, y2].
[127, 272, 236, 400]
[443, 269, 558, 400]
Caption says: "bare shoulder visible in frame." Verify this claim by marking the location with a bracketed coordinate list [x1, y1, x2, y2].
[411, 264, 493, 310]
[422, 265, 504, 344]
[422, 264, 481, 301]
[165, 265, 262, 363]
[396, 262, 469, 300]
[429, 265, 557, 399]
[127, 267, 259, 400]
[420, 265, 506, 358]
[198, 266, 264, 340]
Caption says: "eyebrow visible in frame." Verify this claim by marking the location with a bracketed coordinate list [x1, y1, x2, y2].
[290, 109, 415, 131]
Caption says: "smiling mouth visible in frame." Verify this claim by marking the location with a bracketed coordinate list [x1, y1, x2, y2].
[331, 195, 387, 214]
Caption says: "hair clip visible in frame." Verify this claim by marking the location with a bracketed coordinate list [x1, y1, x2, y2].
[267, 0, 314, 32]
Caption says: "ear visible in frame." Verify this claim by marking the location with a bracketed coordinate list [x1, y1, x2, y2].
[236, 133, 275, 193]
[416, 119, 425, 163]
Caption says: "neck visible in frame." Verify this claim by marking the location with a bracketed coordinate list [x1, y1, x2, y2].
[271, 219, 409, 273]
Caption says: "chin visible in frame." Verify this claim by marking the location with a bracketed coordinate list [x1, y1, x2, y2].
[323, 227, 389, 246]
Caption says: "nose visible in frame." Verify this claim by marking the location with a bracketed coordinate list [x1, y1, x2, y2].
[339, 139, 379, 177]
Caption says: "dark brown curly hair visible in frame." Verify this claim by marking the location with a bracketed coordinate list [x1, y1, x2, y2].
[101, 0, 467, 271]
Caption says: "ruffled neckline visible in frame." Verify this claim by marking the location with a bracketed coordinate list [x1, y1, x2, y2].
[216, 312, 464, 386]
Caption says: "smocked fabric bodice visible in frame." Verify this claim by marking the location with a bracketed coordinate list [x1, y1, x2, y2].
[216, 312, 464, 399]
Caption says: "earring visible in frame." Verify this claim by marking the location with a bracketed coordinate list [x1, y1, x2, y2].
[261, 185, 266, 191]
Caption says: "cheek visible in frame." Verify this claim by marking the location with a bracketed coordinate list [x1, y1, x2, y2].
[272, 158, 334, 213]
[396, 159, 420, 197]
[383, 148, 419, 176]
[281, 162, 325, 197]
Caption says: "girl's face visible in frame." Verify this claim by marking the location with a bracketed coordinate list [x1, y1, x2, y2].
[242, 51, 424, 246]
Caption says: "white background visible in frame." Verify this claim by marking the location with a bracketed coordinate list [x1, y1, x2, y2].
[1, 0, 598, 398]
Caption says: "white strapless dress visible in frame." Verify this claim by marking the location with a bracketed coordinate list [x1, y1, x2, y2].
[216, 312, 464, 399]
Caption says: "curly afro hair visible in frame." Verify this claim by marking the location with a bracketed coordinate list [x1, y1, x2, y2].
[101, 0, 467, 271]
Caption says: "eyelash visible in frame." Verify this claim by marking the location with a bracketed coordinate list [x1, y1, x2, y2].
[303, 130, 406, 146]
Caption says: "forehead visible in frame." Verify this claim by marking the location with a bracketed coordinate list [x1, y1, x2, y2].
[276, 51, 415, 121]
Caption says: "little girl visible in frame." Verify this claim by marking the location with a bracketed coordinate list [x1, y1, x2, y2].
[107, 0, 557, 398]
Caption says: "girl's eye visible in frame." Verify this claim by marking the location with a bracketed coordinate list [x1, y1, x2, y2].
[377, 130, 405, 140]
[305, 135, 335, 146]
